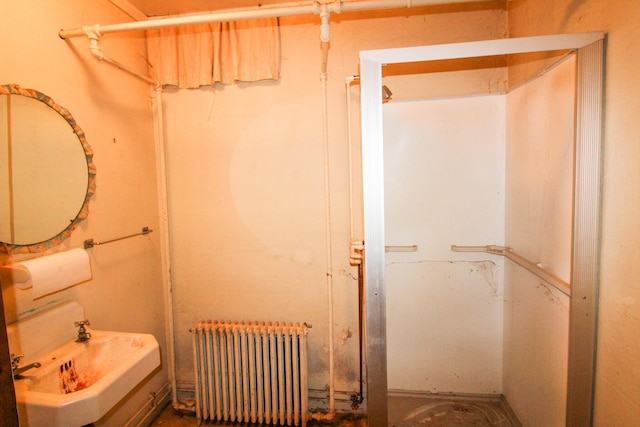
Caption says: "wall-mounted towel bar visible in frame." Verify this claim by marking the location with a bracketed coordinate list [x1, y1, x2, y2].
[84, 227, 153, 249]
[385, 245, 418, 253]
[451, 244, 571, 296]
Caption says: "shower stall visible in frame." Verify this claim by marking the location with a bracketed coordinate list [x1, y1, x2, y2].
[359, 33, 605, 426]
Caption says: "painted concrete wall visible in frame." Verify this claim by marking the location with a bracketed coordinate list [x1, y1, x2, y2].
[507, 1, 640, 424]
[384, 96, 505, 395]
[0, 0, 169, 425]
[503, 56, 576, 426]
[160, 4, 506, 407]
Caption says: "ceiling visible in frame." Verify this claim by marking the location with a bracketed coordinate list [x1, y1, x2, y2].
[126, 0, 315, 17]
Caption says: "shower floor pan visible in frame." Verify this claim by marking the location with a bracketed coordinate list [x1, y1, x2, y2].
[389, 393, 522, 427]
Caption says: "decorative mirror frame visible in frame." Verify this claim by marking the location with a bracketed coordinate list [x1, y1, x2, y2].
[360, 33, 605, 426]
[0, 84, 96, 254]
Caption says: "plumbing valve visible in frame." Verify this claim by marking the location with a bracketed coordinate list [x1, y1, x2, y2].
[74, 319, 92, 342]
[11, 354, 23, 371]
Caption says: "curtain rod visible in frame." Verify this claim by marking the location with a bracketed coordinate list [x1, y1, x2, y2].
[59, 0, 491, 39]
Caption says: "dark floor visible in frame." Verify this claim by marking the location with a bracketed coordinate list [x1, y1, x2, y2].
[150, 394, 519, 427]
[150, 405, 366, 426]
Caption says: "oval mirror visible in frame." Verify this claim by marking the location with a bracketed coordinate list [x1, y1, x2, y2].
[0, 85, 95, 254]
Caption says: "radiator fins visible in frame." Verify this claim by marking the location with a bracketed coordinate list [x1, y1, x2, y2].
[191, 320, 309, 426]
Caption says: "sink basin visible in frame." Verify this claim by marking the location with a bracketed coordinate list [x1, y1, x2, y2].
[7, 302, 160, 427]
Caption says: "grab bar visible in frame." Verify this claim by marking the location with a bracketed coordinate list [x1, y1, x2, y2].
[385, 245, 418, 253]
[451, 244, 571, 296]
[84, 227, 153, 249]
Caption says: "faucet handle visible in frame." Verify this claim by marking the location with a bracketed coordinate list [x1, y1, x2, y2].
[10, 354, 23, 369]
[75, 319, 92, 342]
[74, 319, 90, 327]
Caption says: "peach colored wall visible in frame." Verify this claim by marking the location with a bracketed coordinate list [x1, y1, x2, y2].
[160, 4, 506, 405]
[0, 0, 168, 425]
[508, 1, 640, 424]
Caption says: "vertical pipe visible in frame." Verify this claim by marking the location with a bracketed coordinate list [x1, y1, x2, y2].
[345, 75, 365, 407]
[318, 3, 335, 414]
[152, 85, 180, 411]
[345, 76, 357, 244]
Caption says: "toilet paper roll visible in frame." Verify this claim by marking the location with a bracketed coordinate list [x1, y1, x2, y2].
[8, 248, 92, 299]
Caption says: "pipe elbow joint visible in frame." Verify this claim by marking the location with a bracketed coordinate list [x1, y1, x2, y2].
[84, 25, 105, 61]
[88, 41, 105, 61]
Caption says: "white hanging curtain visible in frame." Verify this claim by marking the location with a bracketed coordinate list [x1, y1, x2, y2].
[147, 18, 280, 88]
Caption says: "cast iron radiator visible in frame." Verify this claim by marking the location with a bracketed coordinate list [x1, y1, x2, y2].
[191, 320, 309, 426]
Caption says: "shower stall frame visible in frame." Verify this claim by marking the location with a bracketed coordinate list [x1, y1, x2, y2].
[359, 32, 605, 426]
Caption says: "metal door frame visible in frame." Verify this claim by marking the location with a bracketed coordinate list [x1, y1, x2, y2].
[360, 32, 605, 426]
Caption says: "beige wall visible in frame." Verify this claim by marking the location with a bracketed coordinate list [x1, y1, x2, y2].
[0, 0, 168, 425]
[161, 4, 506, 405]
[508, 1, 640, 424]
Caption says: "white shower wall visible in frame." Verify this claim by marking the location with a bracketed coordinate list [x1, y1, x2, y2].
[384, 95, 506, 394]
[502, 56, 575, 426]
[382, 55, 575, 423]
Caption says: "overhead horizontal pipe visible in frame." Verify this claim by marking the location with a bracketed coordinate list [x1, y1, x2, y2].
[59, 0, 492, 39]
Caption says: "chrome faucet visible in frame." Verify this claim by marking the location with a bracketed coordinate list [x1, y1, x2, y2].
[11, 354, 41, 378]
[74, 319, 91, 342]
